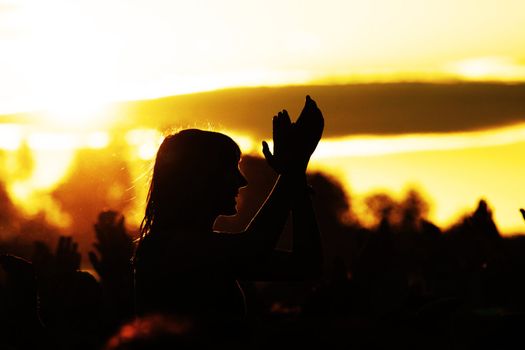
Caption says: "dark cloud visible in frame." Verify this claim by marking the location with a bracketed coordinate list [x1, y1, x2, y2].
[4, 83, 525, 138]
[119, 83, 525, 138]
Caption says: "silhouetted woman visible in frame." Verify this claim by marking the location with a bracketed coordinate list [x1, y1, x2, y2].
[133, 96, 324, 340]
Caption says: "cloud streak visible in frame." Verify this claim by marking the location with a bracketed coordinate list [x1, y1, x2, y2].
[315, 122, 525, 158]
[120, 83, 525, 138]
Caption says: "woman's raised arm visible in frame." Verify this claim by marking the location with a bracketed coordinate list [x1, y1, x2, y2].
[217, 96, 324, 279]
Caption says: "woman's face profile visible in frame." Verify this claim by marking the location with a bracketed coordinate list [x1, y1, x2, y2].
[210, 155, 248, 216]
[148, 130, 248, 224]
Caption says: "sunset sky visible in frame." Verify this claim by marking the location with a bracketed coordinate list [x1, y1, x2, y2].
[0, 0, 524, 235]
[1, 0, 525, 112]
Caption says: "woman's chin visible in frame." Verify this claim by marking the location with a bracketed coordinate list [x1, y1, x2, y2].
[221, 207, 238, 216]
[219, 202, 238, 216]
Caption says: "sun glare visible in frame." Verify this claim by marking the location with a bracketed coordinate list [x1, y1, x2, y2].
[0, 124, 23, 151]
[7, 147, 76, 227]
[310, 123, 525, 234]
[38, 101, 116, 129]
[125, 129, 164, 160]
[313, 122, 525, 159]
[85, 131, 110, 149]
[0, 125, 113, 227]
[448, 57, 525, 81]
[222, 131, 257, 154]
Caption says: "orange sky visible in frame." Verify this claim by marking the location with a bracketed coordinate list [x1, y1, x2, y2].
[311, 124, 525, 234]
[0, 1, 524, 234]
[1, 0, 525, 112]
[0, 120, 524, 234]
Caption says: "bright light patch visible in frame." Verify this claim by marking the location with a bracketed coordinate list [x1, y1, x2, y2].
[85, 131, 110, 149]
[28, 132, 77, 151]
[7, 148, 75, 227]
[19, 149, 74, 189]
[126, 129, 164, 160]
[225, 132, 256, 154]
[10, 182, 32, 202]
[314, 122, 525, 159]
[2, 0, 525, 113]
[0, 124, 23, 150]
[1, 127, 112, 227]
[448, 57, 525, 81]
[311, 123, 525, 234]
[138, 143, 158, 160]
[40, 102, 115, 128]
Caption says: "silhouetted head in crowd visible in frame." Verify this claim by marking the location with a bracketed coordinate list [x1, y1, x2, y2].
[140, 129, 248, 237]
[104, 314, 204, 350]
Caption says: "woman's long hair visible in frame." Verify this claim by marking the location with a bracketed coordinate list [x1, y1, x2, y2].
[138, 129, 241, 240]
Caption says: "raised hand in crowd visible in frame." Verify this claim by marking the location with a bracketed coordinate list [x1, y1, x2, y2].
[55, 235, 81, 276]
[32, 235, 81, 281]
[89, 210, 134, 283]
[89, 210, 135, 321]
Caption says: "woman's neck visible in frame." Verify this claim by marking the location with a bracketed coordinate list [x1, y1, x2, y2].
[154, 213, 217, 235]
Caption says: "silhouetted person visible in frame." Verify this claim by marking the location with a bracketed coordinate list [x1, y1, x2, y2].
[0, 254, 45, 349]
[33, 236, 106, 350]
[133, 96, 324, 343]
[89, 210, 135, 327]
[103, 314, 212, 350]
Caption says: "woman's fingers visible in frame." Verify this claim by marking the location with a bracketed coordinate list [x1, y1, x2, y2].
[262, 141, 272, 159]
[282, 109, 291, 125]
[295, 95, 324, 156]
[262, 140, 279, 172]
[266, 99, 321, 174]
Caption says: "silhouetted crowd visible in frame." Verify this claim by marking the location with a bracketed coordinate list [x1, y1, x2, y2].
[1, 156, 524, 349]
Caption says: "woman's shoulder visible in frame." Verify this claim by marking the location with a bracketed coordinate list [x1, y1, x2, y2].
[136, 231, 213, 266]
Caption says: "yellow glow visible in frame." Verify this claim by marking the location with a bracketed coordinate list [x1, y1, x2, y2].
[2, 1, 525, 113]
[10, 183, 32, 202]
[126, 129, 164, 160]
[1, 0, 525, 235]
[1, 126, 111, 226]
[0, 123, 523, 234]
[125, 129, 162, 145]
[85, 131, 110, 149]
[447, 57, 525, 81]
[12, 149, 74, 190]
[9, 186, 72, 228]
[27, 132, 77, 151]
[7, 148, 75, 227]
[0, 124, 23, 150]
[314, 122, 525, 159]
[24, 130, 111, 150]
[318, 142, 525, 235]
[223, 131, 257, 154]
[137, 144, 158, 160]
[40, 102, 115, 128]
[310, 124, 525, 234]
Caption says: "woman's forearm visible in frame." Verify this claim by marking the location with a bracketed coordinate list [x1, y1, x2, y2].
[243, 174, 292, 252]
[291, 174, 323, 277]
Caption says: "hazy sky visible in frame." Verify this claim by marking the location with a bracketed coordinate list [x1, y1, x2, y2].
[1, 0, 525, 112]
[119, 84, 525, 138]
[1, 1, 524, 233]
